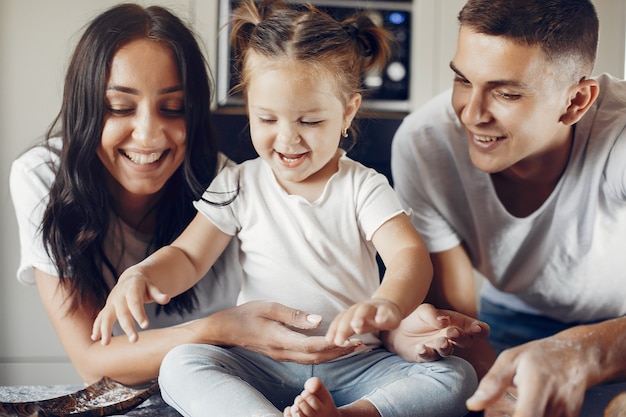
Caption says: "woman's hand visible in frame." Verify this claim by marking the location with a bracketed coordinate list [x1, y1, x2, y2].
[91, 268, 171, 345]
[382, 303, 489, 362]
[195, 301, 359, 363]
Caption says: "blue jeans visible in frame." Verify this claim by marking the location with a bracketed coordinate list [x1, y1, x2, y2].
[478, 297, 600, 353]
[159, 345, 477, 417]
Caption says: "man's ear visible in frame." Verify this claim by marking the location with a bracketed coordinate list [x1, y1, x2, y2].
[560, 78, 600, 126]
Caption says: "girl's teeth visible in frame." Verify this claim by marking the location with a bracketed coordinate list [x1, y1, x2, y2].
[281, 153, 303, 162]
[475, 135, 498, 142]
[124, 151, 163, 164]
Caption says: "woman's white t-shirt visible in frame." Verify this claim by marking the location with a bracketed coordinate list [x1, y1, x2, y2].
[10, 138, 242, 331]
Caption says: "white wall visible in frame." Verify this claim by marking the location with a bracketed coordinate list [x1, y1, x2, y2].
[0, 0, 624, 386]
[411, 0, 626, 108]
[0, 0, 218, 386]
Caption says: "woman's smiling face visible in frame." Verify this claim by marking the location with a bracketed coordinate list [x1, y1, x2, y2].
[98, 38, 186, 202]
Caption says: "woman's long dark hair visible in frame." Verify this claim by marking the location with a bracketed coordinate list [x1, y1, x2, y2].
[41, 3, 219, 315]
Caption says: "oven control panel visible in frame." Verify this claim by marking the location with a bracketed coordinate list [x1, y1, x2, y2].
[216, 0, 412, 112]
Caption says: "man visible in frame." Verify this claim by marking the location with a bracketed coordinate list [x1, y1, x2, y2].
[389, 0, 626, 416]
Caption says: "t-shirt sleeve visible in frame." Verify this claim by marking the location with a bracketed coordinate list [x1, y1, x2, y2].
[605, 128, 626, 201]
[390, 94, 463, 253]
[354, 166, 408, 241]
[9, 151, 59, 285]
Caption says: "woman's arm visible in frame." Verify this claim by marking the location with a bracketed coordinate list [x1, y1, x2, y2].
[37, 270, 201, 385]
[38, 270, 357, 386]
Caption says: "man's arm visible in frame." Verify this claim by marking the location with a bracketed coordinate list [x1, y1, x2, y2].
[427, 245, 496, 378]
[427, 245, 479, 318]
[468, 317, 626, 417]
[384, 244, 496, 378]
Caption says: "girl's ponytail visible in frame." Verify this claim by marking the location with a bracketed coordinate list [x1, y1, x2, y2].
[342, 14, 395, 75]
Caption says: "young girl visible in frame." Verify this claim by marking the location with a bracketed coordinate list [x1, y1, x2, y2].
[92, 1, 477, 416]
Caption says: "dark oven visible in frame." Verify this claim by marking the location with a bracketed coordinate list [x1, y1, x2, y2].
[216, 0, 413, 112]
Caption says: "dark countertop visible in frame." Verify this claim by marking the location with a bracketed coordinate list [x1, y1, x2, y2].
[1, 381, 625, 416]
[0, 385, 180, 416]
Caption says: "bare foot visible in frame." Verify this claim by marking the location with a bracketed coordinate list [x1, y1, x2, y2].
[284, 377, 340, 417]
[605, 391, 626, 417]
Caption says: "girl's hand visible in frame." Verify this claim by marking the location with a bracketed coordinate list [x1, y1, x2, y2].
[91, 268, 171, 345]
[325, 298, 402, 346]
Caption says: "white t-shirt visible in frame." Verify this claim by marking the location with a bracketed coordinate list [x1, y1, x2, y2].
[10, 138, 242, 330]
[391, 73, 626, 323]
[194, 152, 407, 344]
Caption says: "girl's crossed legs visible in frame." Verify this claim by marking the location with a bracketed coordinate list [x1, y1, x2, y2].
[159, 344, 477, 417]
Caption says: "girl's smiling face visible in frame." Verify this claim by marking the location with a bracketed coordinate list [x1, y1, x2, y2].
[98, 38, 186, 206]
[246, 54, 360, 197]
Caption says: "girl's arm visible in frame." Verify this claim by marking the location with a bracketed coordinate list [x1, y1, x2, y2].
[92, 213, 232, 345]
[372, 212, 433, 317]
[326, 213, 433, 345]
[38, 270, 357, 386]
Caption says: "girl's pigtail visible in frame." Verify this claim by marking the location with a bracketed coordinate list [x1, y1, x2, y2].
[342, 14, 395, 74]
[229, 0, 262, 64]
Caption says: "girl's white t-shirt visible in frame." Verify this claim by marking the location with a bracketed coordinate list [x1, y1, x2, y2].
[194, 152, 408, 345]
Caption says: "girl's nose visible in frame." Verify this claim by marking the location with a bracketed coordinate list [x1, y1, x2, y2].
[276, 122, 300, 145]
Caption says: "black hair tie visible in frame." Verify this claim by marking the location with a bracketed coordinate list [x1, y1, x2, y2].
[343, 21, 359, 39]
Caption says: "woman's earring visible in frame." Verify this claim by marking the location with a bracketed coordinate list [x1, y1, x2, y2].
[342, 127, 349, 138]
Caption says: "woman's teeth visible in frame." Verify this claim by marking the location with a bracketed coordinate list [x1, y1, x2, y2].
[123, 151, 164, 164]
[475, 135, 499, 142]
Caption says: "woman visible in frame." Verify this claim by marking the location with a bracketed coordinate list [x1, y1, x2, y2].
[10, 3, 486, 387]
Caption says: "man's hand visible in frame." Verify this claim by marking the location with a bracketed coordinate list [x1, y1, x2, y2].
[383, 303, 489, 362]
[467, 336, 590, 417]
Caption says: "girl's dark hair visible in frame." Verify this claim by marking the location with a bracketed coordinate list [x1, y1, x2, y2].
[229, 0, 395, 139]
[459, 0, 598, 80]
[42, 3, 218, 315]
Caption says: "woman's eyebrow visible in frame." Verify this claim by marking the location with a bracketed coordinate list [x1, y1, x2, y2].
[106, 85, 183, 95]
